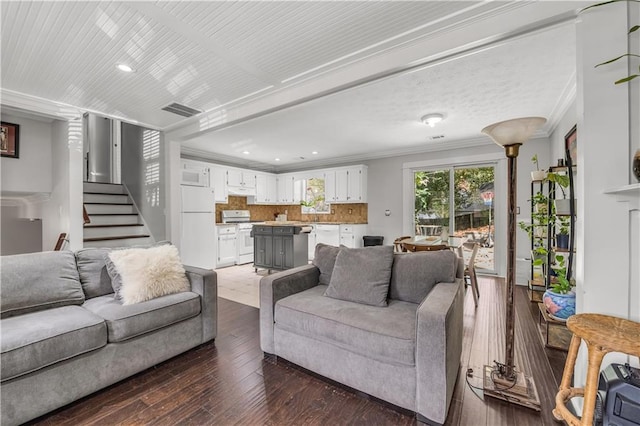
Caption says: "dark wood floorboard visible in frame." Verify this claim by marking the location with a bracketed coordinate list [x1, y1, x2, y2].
[29, 276, 566, 425]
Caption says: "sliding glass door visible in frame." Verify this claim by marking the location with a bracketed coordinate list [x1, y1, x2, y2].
[414, 164, 496, 273]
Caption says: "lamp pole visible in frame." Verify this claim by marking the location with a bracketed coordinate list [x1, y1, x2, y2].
[504, 143, 520, 380]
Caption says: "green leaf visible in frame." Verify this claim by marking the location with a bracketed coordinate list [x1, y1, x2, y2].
[630, 25, 640, 34]
[595, 54, 640, 67]
[615, 74, 640, 84]
[581, 0, 629, 13]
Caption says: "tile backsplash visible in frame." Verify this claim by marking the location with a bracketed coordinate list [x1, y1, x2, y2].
[216, 196, 367, 224]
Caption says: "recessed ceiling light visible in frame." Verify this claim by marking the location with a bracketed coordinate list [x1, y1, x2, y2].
[311, 151, 318, 155]
[421, 113, 444, 128]
[242, 151, 250, 155]
[116, 64, 134, 73]
[274, 158, 280, 161]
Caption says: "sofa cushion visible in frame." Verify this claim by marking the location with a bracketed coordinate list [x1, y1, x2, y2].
[276, 285, 417, 366]
[312, 243, 341, 285]
[106, 244, 190, 305]
[82, 292, 201, 342]
[389, 250, 457, 303]
[75, 248, 113, 299]
[0, 251, 84, 318]
[0, 305, 107, 382]
[324, 245, 394, 307]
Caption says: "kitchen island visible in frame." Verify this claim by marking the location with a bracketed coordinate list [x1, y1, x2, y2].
[251, 224, 310, 273]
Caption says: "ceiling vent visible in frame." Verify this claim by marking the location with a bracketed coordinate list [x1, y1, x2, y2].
[430, 135, 445, 140]
[161, 103, 202, 118]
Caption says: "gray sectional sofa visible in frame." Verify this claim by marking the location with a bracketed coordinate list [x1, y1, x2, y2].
[260, 245, 464, 426]
[0, 249, 217, 426]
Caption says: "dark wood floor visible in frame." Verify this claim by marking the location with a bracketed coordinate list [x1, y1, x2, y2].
[31, 276, 566, 425]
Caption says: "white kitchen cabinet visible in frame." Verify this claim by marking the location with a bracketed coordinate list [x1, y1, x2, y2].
[339, 224, 367, 248]
[277, 174, 295, 204]
[210, 166, 228, 203]
[324, 166, 367, 203]
[253, 173, 277, 204]
[217, 225, 237, 267]
[227, 169, 256, 189]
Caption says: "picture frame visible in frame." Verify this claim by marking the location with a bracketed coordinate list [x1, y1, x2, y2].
[564, 124, 577, 166]
[1, 121, 20, 159]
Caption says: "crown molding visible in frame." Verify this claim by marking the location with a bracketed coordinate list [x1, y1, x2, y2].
[0, 192, 51, 206]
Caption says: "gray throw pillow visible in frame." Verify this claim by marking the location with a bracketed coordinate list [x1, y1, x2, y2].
[324, 245, 394, 307]
[389, 250, 457, 303]
[312, 243, 341, 285]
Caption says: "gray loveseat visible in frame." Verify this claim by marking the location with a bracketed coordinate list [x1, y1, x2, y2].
[260, 245, 464, 426]
[0, 249, 217, 426]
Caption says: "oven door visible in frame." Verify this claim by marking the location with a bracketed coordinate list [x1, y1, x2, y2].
[236, 225, 255, 264]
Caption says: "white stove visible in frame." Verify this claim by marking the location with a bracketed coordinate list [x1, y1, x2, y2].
[221, 210, 263, 265]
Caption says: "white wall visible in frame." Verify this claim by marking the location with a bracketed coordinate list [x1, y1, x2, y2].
[0, 112, 53, 194]
[572, 0, 640, 394]
[121, 123, 166, 241]
[37, 118, 84, 251]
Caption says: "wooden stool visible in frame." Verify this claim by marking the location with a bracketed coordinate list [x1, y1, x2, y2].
[553, 313, 640, 425]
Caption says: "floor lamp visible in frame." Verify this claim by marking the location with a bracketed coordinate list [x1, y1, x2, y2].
[481, 117, 546, 410]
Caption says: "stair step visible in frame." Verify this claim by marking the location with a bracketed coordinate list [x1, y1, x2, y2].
[84, 224, 147, 239]
[83, 236, 154, 249]
[87, 214, 140, 225]
[84, 224, 144, 228]
[84, 203, 136, 214]
[84, 234, 150, 242]
[84, 193, 130, 204]
[83, 182, 126, 194]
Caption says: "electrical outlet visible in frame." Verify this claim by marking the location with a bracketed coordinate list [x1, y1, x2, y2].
[348, 208, 353, 214]
[331, 209, 335, 214]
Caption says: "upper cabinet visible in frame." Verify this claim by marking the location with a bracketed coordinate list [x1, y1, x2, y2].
[276, 174, 295, 204]
[210, 166, 229, 204]
[227, 168, 256, 196]
[253, 173, 278, 204]
[324, 165, 367, 203]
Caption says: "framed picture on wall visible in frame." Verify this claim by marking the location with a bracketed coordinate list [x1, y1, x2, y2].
[1, 122, 19, 159]
[564, 124, 577, 166]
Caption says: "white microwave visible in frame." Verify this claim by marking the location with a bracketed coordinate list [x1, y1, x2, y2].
[181, 168, 209, 187]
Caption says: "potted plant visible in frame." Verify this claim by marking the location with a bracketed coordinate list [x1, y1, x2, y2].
[547, 171, 573, 215]
[542, 255, 576, 321]
[530, 154, 546, 181]
[555, 216, 571, 249]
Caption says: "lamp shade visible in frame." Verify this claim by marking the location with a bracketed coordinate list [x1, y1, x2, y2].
[481, 117, 546, 147]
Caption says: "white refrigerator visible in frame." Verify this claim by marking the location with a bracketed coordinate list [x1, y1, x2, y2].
[180, 185, 216, 269]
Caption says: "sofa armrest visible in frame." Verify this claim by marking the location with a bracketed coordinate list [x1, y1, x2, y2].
[184, 265, 217, 343]
[415, 279, 464, 424]
[260, 264, 320, 354]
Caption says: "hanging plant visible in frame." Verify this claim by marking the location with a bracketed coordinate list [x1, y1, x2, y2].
[582, 0, 640, 84]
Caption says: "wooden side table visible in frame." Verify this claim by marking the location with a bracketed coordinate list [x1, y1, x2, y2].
[553, 313, 640, 425]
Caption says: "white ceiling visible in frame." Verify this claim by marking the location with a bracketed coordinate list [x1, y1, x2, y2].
[0, 1, 579, 171]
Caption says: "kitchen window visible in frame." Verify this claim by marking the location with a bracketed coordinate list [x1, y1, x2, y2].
[300, 177, 330, 214]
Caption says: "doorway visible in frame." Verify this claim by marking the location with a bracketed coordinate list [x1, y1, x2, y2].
[413, 164, 496, 273]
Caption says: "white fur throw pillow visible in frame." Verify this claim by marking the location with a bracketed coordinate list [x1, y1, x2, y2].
[106, 244, 189, 305]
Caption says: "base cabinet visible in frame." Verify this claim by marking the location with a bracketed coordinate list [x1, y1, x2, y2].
[253, 226, 308, 272]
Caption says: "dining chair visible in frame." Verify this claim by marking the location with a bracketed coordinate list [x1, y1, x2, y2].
[393, 236, 411, 252]
[462, 242, 480, 307]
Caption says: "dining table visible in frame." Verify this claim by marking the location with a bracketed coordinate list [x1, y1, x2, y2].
[398, 235, 465, 254]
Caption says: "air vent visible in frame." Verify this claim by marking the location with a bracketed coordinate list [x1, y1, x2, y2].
[429, 135, 446, 140]
[161, 103, 202, 118]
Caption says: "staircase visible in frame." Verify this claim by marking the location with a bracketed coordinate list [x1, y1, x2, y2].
[83, 182, 154, 248]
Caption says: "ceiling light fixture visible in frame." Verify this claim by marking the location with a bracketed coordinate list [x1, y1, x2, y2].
[242, 151, 250, 155]
[274, 158, 280, 161]
[116, 64, 134, 73]
[421, 113, 444, 128]
[312, 151, 318, 155]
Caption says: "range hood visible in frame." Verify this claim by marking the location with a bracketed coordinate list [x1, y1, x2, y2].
[227, 185, 256, 196]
